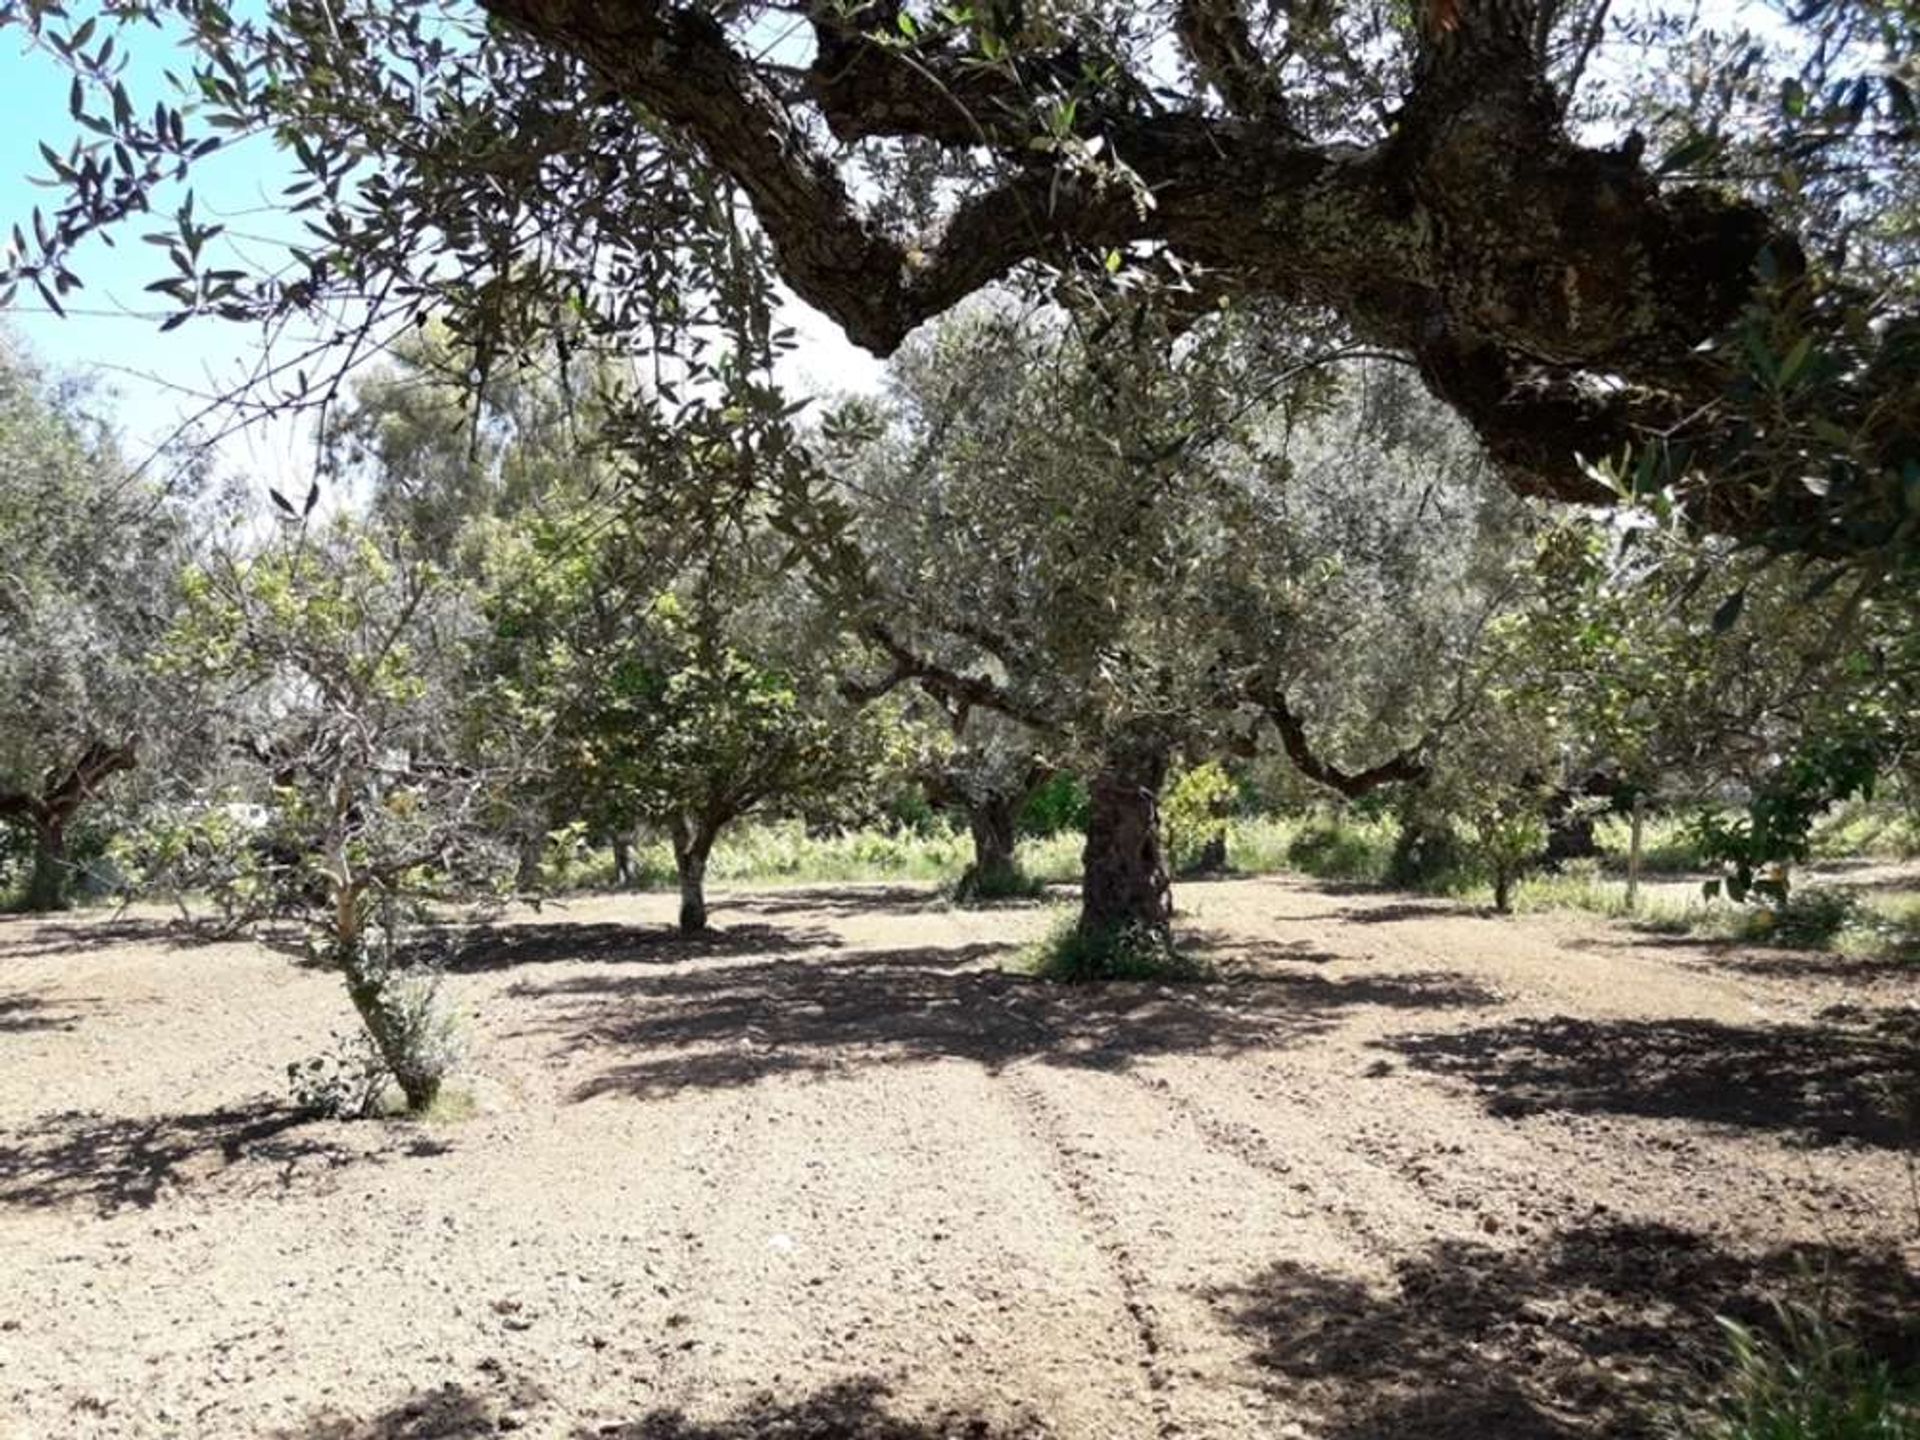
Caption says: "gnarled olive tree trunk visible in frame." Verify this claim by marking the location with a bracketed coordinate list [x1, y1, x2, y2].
[1078, 737, 1172, 943]
[610, 828, 639, 888]
[956, 793, 1021, 899]
[3, 738, 139, 912]
[24, 816, 71, 913]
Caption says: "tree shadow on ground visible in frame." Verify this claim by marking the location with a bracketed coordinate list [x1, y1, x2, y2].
[446, 920, 841, 973]
[720, 884, 950, 919]
[584, 1378, 1037, 1438]
[511, 939, 1496, 1101]
[1217, 1219, 1917, 1440]
[1328, 900, 1473, 925]
[0, 1098, 445, 1214]
[0, 914, 205, 960]
[0, 990, 100, 1033]
[1388, 1008, 1920, 1148]
[282, 1376, 1030, 1439]
[1194, 936, 1344, 966]
[1561, 930, 1920, 982]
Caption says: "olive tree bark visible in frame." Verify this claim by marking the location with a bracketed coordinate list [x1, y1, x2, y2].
[1079, 735, 1173, 942]
[610, 829, 638, 889]
[670, 817, 717, 935]
[25, 816, 70, 913]
[957, 793, 1022, 900]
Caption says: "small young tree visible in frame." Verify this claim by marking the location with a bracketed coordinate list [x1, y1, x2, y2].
[483, 493, 890, 934]
[587, 595, 880, 933]
[150, 519, 513, 1113]
[1164, 762, 1239, 876]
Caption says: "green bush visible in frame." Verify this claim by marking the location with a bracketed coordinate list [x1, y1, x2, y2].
[1284, 814, 1396, 884]
[1019, 773, 1089, 837]
[1165, 762, 1238, 873]
[950, 860, 1046, 906]
[1387, 814, 1473, 891]
[1681, 1301, 1918, 1440]
[1747, 888, 1866, 949]
[288, 1030, 391, 1120]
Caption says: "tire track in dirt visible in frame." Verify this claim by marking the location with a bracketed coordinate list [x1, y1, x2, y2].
[1117, 1064, 1418, 1261]
[994, 1067, 1183, 1440]
[608, 1084, 763, 1418]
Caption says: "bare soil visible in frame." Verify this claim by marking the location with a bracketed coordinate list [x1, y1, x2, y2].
[1, 876, 1915, 1440]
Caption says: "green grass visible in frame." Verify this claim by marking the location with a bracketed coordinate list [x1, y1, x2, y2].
[1016, 830, 1085, 885]
[1810, 802, 1920, 864]
[1018, 909, 1213, 983]
[1592, 812, 1718, 873]
[1679, 1301, 1918, 1440]
[559, 820, 975, 891]
[1508, 872, 1919, 963]
[1586, 804, 1920, 876]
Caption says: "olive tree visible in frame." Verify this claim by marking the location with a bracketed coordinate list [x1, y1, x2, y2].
[151, 518, 514, 1112]
[0, 335, 196, 909]
[815, 302, 1521, 961]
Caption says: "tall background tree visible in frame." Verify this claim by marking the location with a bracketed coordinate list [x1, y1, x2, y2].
[816, 302, 1529, 962]
[0, 332, 200, 909]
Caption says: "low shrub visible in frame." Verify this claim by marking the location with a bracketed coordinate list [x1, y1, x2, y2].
[1021, 912, 1212, 983]
[1284, 814, 1396, 884]
[288, 1030, 391, 1120]
[950, 861, 1047, 906]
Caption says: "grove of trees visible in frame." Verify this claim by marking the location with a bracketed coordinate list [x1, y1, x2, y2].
[0, 0, 1914, 1093]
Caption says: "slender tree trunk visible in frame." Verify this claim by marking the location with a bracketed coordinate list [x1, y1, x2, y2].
[24, 814, 71, 912]
[1078, 738, 1172, 945]
[514, 829, 544, 891]
[1493, 868, 1514, 914]
[957, 794, 1021, 898]
[611, 830, 637, 889]
[1626, 794, 1645, 913]
[673, 823, 716, 934]
[342, 963, 441, 1115]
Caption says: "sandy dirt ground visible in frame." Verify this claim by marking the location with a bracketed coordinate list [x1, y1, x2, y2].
[1, 876, 1915, 1440]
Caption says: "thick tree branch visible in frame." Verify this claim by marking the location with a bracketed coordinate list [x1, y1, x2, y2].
[848, 623, 1059, 731]
[1, 738, 141, 829]
[481, 0, 1795, 532]
[1245, 682, 1427, 797]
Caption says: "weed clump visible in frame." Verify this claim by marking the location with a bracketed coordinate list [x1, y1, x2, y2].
[1021, 913, 1212, 983]
[1681, 1300, 1917, 1440]
[950, 861, 1047, 906]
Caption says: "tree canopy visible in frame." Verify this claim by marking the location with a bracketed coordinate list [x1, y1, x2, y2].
[3, 0, 1916, 564]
